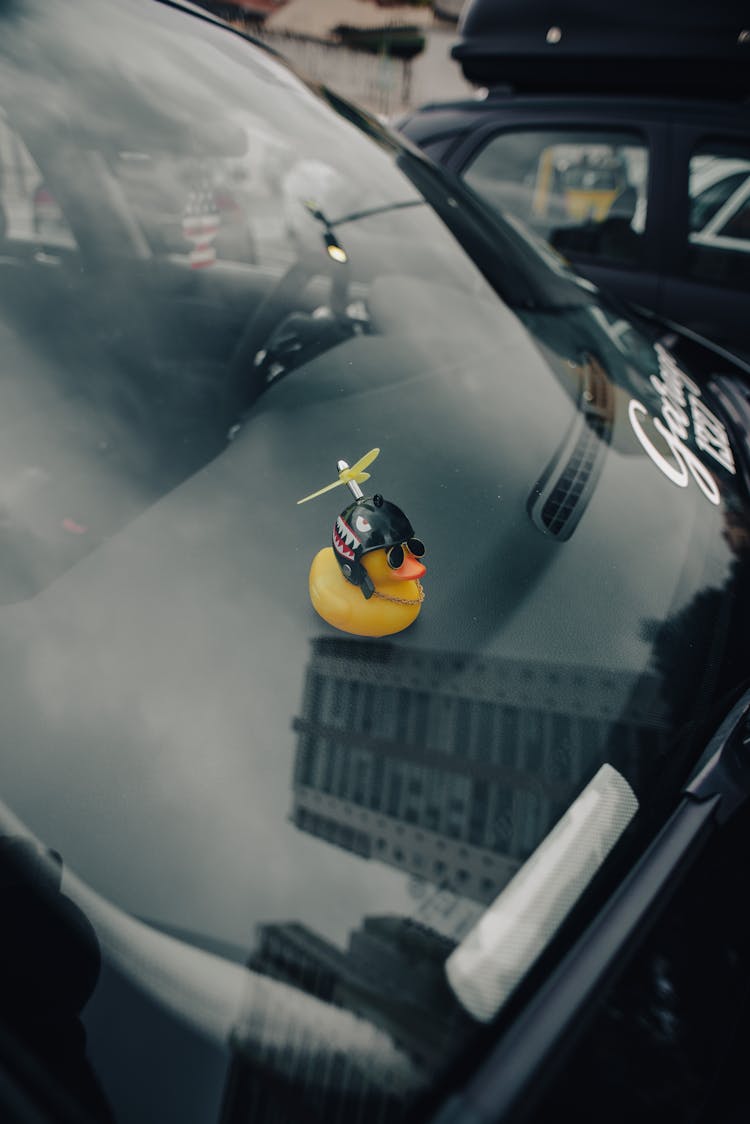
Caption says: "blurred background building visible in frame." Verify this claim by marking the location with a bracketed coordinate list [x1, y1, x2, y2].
[193, 0, 474, 115]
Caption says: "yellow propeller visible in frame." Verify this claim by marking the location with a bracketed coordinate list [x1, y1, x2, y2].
[297, 448, 380, 505]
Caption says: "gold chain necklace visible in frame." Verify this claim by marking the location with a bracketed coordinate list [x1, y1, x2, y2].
[371, 581, 424, 606]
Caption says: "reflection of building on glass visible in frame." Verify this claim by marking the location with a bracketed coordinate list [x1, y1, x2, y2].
[292, 638, 668, 905]
[219, 914, 466, 1123]
[250, 915, 462, 1063]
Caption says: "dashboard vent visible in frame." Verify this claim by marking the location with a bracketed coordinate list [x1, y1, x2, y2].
[528, 354, 614, 542]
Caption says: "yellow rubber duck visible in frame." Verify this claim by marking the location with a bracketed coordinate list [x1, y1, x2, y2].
[298, 451, 426, 638]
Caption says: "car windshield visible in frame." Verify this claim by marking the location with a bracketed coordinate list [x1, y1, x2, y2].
[2, 2, 750, 1121]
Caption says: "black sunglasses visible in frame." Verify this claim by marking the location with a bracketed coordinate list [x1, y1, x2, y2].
[386, 539, 426, 569]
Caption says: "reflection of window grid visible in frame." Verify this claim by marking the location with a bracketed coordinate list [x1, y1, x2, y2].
[521, 710, 546, 771]
[337, 743, 351, 799]
[547, 715, 574, 781]
[352, 753, 369, 804]
[516, 788, 545, 856]
[386, 767, 402, 818]
[579, 718, 604, 771]
[498, 708, 519, 769]
[468, 780, 490, 846]
[474, 700, 495, 761]
[454, 698, 471, 758]
[292, 642, 670, 899]
[321, 742, 335, 794]
[395, 686, 411, 741]
[369, 754, 385, 809]
[412, 690, 429, 745]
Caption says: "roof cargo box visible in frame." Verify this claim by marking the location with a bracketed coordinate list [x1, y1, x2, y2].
[452, 0, 750, 97]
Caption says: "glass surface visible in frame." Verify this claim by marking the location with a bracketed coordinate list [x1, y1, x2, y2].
[463, 128, 649, 265]
[688, 146, 750, 289]
[1, 3, 749, 1122]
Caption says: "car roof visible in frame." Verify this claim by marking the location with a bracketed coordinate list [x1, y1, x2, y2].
[412, 92, 750, 120]
[453, 0, 750, 97]
[400, 92, 750, 145]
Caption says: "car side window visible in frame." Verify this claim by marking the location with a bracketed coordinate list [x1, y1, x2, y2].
[688, 144, 750, 289]
[461, 128, 649, 267]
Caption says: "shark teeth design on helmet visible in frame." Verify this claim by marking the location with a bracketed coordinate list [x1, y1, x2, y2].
[333, 515, 361, 561]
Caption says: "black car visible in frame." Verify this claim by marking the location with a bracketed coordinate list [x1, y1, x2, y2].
[3, 2, 750, 1123]
[398, 0, 750, 360]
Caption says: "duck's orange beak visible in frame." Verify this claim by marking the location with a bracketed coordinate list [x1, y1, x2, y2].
[391, 552, 426, 581]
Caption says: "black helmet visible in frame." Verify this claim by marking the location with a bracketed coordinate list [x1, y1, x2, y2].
[332, 494, 423, 599]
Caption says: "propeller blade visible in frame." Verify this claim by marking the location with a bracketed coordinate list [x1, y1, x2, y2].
[296, 478, 345, 505]
[297, 448, 379, 504]
[345, 447, 379, 478]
